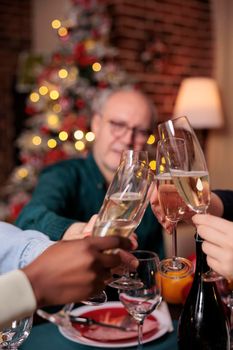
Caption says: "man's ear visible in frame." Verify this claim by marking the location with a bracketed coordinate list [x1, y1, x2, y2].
[91, 113, 101, 135]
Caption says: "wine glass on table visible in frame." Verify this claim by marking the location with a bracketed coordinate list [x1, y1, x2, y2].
[119, 250, 161, 350]
[155, 138, 193, 279]
[158, 116, 222, 282]
[0, 316, 33, 349]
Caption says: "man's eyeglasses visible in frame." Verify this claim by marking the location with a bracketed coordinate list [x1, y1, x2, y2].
[108, 120, 151, 140]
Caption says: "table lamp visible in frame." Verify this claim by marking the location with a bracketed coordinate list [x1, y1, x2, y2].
[173, 77, 224, 129]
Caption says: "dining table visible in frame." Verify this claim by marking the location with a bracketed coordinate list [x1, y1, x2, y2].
[20, 303, 180, 350]
[20, 320, 178, 350]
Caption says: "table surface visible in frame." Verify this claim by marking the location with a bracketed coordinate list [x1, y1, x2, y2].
[20, 320, 178, 350]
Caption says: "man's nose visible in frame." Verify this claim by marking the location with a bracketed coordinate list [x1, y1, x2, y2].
[123, 128, 136, 147]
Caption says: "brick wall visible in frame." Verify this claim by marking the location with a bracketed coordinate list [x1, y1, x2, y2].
[0, 0, 212, 184]
[0, 0, 31, 185]
[107, 0, 213, 122]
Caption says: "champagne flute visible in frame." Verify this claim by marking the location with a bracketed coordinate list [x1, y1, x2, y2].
[119, 250, 161, 350]
[97, 150, 149, 223]
[93, 151, 154, 290]
[155, 138, 193, 277]
[158, 116, 221, 281]
[51, 150, 150, 316]
[107, 169, 155, 289]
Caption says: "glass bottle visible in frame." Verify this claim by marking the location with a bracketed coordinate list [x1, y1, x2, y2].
[178, 235, 230, 349]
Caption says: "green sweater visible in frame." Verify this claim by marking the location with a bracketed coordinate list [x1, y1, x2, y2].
[16, 154, 164, 258]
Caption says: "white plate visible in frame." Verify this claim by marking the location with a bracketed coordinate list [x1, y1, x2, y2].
[59, 302, 170, 348]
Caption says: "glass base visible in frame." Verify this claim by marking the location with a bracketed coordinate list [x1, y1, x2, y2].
[158, 257, 193, 278]
[202, 270, 224, 282]
[109, 276, 144, 290]
[81, 291, 107, 305]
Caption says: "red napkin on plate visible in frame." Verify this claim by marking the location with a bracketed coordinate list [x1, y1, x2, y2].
[72, 307, 159, 342]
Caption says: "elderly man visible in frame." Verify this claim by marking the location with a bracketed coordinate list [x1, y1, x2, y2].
[16, 87, 164, 258]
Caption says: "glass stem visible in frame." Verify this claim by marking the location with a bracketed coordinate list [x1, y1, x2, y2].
[171, 223, 178, 269]
[229, 292, 233, 349]
[137, 320, 144, 350]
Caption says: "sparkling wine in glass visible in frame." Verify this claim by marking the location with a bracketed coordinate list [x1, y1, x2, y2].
[155, 138, 193, 277]
[84, 150, 153, 304]
[158, 116, 221, 282]
[119, 250, 161, 350]
[94, 151, 155, 290]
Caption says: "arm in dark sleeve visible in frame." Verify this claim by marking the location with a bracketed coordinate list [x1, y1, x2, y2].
[213, 189, 233, 221]
[15, 161, 78, 240]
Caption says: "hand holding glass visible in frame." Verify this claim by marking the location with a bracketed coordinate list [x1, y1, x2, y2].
[158, 116, 220, 281]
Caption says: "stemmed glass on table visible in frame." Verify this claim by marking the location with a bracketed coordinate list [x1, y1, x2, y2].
[119, 250, 161, 350]
[158, 115, 222, 282]
[0, 316, 33, 349]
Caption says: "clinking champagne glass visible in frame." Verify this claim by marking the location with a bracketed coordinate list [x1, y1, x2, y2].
[119, 250, 161, 350]
[155, 138, 193, 277]
[107, 169, 155, 289]
[60, 151, 150, 310]
[97, 150, 149, 224]
[158, 116, 222, 282]
[93, 150, 154, 291]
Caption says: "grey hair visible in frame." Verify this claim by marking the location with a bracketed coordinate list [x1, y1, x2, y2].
[91, 86, 158, 130]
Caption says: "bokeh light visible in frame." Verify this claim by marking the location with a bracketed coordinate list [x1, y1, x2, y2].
[47, 139, 57, 148]
[74, 130, 84, 140]
[32, 136, 42, 146]
[59, 131, 68, 141]
[85, 132, 95, 142]
[75, 141, 85, 151]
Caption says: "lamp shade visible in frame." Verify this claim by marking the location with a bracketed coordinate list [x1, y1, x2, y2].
[174, 77, 224, 129]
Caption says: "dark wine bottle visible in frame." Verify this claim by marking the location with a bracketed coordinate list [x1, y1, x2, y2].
[178, 235, 230, 349]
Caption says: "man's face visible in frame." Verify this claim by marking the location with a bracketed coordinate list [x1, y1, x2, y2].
[92, 90, 153, 182]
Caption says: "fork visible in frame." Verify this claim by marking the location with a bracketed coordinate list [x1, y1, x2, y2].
[37, 305, 136, 332]
[37, 303, 74, 328]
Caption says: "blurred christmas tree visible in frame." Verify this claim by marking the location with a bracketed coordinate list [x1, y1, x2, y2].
[0, 0, 134, 221]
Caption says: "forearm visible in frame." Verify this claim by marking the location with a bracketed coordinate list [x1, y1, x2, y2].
[16, 204, 76, 241]
[0, 222, 54, 273]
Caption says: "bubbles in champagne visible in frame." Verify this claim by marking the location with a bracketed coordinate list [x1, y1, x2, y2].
[156, 173, 188, 222]
[93, 219, 135, 238]
[171, 170, 210, 213]
[99, 192, 142, 221]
